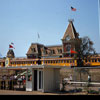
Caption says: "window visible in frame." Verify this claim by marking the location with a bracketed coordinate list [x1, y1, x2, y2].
[95, 59, 97, 62]
[72, 60, 74, 63]
[67, 60, 69, 63]
[46, 51, 48, 54]
[55, 61, 57, 63]
[58, 49, 62, 53]
[70, 60, 72, 63]
[58, 60, 61, 63]
[66, 45, 71, 52]
[85, 59, 87, 62]
[98, 59, 100, 62]
[64, 60, 66, 63]
[92, 59, 94, 62]
[61, 60, 64, 63]
[31, 48, 36, 52]
[48, 61, 50, 63]
[52, 50, 55, 54]
[32, 61, 34, 64]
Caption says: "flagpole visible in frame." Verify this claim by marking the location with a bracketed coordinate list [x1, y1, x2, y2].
[37, 32, 38, 43]
[98, 0, 100, 37]
[37, 32, 40, 43]
[0, 53, 2, 58]
[42, 46, 46, 65]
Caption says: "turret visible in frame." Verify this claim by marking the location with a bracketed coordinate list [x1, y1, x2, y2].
[6, 49, 15, 58]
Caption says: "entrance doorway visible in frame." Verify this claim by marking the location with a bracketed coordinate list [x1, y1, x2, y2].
[34, 70, 37, 91]
[38, 70, 43, 91]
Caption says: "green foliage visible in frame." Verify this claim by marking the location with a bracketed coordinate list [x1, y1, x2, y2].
[70, 36, 96, 67]
[88, 90, 99, 94]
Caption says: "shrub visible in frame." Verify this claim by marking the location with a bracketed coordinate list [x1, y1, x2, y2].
[88, 90, 99, 94]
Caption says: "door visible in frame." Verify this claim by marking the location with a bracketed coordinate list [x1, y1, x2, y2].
[34, 70, 37, 91]
[38, 70, 43, 91]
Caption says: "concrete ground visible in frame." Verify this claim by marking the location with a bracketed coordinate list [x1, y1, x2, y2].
[0, 84, 100, 95]
[0, 90, 88, 95]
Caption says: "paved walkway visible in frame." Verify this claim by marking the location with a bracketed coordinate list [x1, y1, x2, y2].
[0, 90, 88, 95]
[0, 90, 59, 95]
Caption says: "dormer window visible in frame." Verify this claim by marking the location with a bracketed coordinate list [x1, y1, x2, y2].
[58, 49, 62, 53]
[66, 35, 71, 41]
[51, 50, 55, 54]
[31, 48, 36, 52]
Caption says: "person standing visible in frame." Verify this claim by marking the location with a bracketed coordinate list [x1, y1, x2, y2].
[69, 75, 73, 81]
[2, 75, 7, 90]
[3, 75, 7, 90]
[88, 75, 91, 82]
[1, 76, 4, 89]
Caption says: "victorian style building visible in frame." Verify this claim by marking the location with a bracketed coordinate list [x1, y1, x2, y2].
[26, 20, 79, 59]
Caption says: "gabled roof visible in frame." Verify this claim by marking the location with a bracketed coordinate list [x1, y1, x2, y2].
[62, 20, 79, 40]
[26, 43, 44, 55]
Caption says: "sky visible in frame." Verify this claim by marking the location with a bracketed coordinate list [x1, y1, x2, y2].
[0, 0, 100, 57]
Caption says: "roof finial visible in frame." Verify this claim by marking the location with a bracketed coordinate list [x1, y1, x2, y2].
[68, 19, 74, 23]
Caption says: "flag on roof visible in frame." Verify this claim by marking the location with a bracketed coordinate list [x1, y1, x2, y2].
[71, 6, 76, 11]
[70, 49, 77, 54]
[9, 44, 15, 49]
[9, 45, 14, 49]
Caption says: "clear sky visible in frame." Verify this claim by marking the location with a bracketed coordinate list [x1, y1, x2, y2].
[0, 0, 99, 57]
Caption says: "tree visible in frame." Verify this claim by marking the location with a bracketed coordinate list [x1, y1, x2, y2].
[70, 36, 96, 67]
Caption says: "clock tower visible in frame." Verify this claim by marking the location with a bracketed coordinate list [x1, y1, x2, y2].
[62, 19, 79, 57]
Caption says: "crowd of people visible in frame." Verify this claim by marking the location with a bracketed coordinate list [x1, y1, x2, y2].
[0, 74, 26, 90]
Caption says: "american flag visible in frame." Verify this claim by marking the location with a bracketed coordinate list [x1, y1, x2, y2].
[71, 6, 76, 11]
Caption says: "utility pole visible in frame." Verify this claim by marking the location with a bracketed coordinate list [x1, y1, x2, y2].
[98, 0, 100, 37]
[42, 46, 45, 65]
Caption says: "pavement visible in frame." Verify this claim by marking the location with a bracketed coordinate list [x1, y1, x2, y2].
[0, 84, 99, 95]
[0, 90, 59, 95]
[0, 90, 88, 95]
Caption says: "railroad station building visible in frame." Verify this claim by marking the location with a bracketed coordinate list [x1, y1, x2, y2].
[26, 20, 79, 59]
